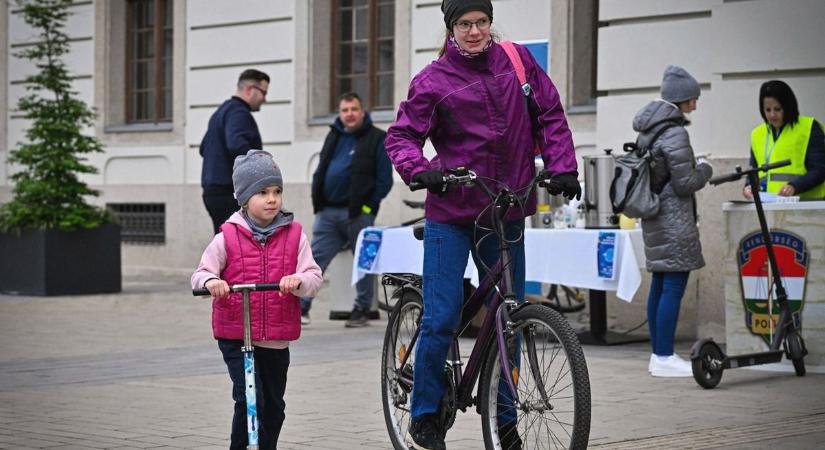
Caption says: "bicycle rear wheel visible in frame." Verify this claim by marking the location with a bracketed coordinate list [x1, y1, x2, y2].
[479, 304, 591, 449]
[381, 290, 423, 449]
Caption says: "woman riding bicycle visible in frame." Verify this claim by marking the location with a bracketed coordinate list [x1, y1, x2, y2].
[385, 1, 580, 448]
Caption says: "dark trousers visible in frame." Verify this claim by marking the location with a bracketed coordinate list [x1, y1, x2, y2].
[218, 339, 290, 450]
[203, 186, 238, 234]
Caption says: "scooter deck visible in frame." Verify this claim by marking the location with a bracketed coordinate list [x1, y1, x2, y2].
[724, 349, 783, 369]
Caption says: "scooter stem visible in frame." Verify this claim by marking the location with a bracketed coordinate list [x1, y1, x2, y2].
[748, 171, 792, 350]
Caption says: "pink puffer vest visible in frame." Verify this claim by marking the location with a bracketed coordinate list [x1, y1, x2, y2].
[212, 222, 302, 341]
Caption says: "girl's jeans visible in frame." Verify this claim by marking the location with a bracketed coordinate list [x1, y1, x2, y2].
[411, 220, 525, 425]
[646, 271, 690, 356]
[218, 339, 290, 450]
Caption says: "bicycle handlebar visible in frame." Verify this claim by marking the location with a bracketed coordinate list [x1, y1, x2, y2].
[409, 168, 553, 200]
[192, 283, 280, 296]
[709, 159, 791, 186]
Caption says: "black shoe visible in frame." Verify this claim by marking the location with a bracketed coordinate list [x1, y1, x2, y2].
[498, 421, 522, 450]
[345, 307, 369, 328]
[408, 415, 445, 450]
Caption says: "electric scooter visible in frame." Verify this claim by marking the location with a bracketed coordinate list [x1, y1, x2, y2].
[194, 283, 280, 449]
[690, 159, 808, 389]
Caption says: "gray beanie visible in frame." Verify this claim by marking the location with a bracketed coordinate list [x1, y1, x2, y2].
[441, 0, 493, 29]
[232, 150, 283, 206]
[660, 65, 700, 103]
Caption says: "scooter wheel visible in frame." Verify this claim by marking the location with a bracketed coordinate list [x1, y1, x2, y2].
[692, 342, 724, 389]
[785, 332, 806, 377]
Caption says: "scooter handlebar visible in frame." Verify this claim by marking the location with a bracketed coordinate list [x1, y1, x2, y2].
[192, 283, 280, 296]
[709, 159, 792, 186]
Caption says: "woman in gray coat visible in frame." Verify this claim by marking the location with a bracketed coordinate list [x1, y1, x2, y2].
[632, 65, 713, 377]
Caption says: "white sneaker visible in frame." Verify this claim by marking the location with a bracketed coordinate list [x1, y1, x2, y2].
[648, 354, 655, 373]
[301, 313, 311, 325]
[650, 354, 693, 377]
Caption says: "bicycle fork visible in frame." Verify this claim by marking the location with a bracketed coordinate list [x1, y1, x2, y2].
[496, 304, 553, 414]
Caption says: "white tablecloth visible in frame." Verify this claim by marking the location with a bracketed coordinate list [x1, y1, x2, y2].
[352, 227, 646, 302]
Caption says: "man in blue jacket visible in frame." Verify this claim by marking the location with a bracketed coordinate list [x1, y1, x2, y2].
[301, 92, 393, 327]
[200, 69, 270, 233]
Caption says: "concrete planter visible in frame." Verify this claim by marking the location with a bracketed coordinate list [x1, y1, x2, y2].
[0, 223, 121, 295]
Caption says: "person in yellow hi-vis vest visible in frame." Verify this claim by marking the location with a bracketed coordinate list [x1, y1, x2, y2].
[743, 80, 825, 200]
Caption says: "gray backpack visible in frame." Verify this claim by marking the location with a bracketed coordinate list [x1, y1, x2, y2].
[609, 123, 675, 219]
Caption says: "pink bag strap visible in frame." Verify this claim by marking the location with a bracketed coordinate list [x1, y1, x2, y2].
[500, 40, 527, 86]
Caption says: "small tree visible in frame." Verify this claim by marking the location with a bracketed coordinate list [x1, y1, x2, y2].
[0, 0, 108, 232]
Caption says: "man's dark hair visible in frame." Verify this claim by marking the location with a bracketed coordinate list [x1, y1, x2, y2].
[338, 92, 363, 106]
[759, 80, 800, 127]
[238, 69, 270, 88]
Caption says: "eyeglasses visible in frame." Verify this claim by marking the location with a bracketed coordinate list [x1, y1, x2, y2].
[453, 17, 490, 33]
[251, 85, 268, 96]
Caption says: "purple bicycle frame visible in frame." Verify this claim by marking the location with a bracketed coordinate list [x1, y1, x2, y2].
[395, 256, 521, 411]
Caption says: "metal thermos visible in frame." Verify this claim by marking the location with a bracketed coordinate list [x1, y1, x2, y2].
[583, 149, 619, 229]
[533, 158, 566, 228]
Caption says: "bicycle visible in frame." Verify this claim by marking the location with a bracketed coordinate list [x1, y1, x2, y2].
[690, 159, 808, 388]
[193, 282, 280, 450]
[380, 168, 591, 449]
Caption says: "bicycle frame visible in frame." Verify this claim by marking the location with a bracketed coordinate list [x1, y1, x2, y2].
[396, 169, 552, 412]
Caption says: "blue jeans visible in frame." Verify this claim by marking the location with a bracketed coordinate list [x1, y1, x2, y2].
[218, 339, 290, 450]
[411, 220, 525, 423]
[300, 207, 375, 314]
[646, 271, 690, 356]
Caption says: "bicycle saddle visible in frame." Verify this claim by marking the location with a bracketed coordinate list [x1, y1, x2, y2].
[413, 223, 425, 241]
[403, 199, 426, 209]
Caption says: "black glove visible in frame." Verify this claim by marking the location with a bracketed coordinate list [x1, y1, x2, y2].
[545, 172, 581, 200]
[412, 170, 446, 194]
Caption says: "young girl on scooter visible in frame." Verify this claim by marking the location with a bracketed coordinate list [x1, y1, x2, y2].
[192, 150, 323, 449]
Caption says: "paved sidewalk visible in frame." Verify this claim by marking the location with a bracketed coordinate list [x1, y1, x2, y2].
[1, 272, 823, 449]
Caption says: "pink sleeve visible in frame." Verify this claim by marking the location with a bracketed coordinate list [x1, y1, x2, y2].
[292, 232, 323, 298]
[191, 233, 227, 289]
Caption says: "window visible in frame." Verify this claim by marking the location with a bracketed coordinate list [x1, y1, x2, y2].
[332, 0, 394, 110]
[126, 0, 172, 123]
[107, 203, 166, 244]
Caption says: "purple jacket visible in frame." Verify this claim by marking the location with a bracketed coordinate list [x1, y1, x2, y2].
[385, 40, 577, 224]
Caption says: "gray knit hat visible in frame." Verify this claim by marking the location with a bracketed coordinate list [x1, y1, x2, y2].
[232, 150, 283, 206]
[660, 65, 700, 103]
[441, 0, 493, 29]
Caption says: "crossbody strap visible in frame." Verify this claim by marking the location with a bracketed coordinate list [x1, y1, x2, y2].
[500, 40, 531, 97]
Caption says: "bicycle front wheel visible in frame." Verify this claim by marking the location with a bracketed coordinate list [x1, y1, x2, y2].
[479, 304, 591, 449]
[381, 290, 422, 449]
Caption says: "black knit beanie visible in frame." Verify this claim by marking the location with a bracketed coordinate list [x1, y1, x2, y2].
[441, 0, 493, 29]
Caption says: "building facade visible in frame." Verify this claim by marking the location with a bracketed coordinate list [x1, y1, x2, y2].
[2, 0, 823, 339]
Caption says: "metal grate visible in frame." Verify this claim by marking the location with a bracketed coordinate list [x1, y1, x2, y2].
[107, 203, 165, 244]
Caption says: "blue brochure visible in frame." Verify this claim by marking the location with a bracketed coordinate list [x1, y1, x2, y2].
[597, 232, 616, 280]
[357, 228, 383, 271]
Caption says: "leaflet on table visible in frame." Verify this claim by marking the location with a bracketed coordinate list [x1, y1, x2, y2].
[730, 192, 799, 204]
[357, 228, 383, 271]
[597, 232, 616, 280]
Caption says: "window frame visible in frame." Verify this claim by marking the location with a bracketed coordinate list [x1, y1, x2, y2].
[125, 0, 172, 123]
[330, 0, 394, 112]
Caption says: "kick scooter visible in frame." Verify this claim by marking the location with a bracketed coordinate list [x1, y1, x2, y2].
[690, 159, 807, 389]
[194, 283, 280, 449]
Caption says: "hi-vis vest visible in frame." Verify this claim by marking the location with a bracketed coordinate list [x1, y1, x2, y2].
[750, 115, 825, 200]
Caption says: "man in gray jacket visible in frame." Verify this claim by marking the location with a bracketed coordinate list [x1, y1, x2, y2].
[632, 65, 713, 377]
